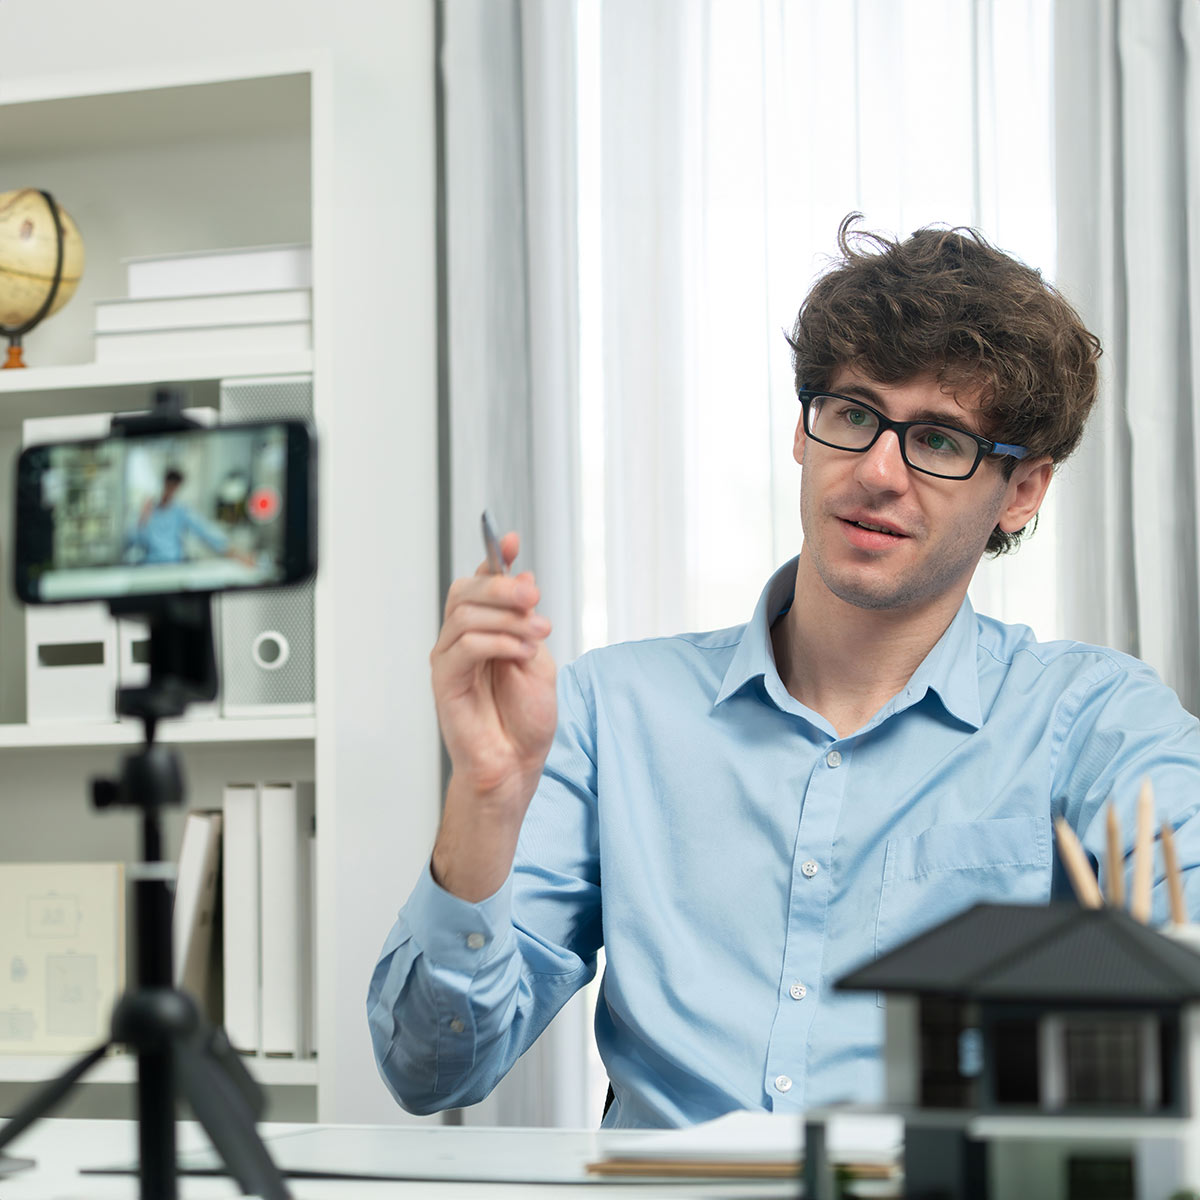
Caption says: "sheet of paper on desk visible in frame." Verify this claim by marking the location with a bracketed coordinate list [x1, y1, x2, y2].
[86, 1124, 794, 1191]
[591, 1110, 902, 1177]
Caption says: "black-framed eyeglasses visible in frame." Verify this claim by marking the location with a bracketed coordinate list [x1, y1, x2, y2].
[797, 389, 1029, 481]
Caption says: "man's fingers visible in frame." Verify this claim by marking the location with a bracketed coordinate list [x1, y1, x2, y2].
[446, 571, 541, 619]
[436, 601, 551, 652]
[433, 631, 540, 685]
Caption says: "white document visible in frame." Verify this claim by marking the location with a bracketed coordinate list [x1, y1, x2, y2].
[172, 811, 223, 1011]
[221, 784, 260, 1052]
[600, 1109, 901, 1167]
[94, 319, 312, 363]
[124, 244, 312, 299]
[0, 862, 125, 1054]
[258, 781, 315, 1057]
[94, 288, 312, 333]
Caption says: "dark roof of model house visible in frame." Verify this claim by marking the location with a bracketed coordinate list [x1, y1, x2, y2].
[837, 903, 1200, 1004]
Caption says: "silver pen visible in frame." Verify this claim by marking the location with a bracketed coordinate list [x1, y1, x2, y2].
[481, 509, 506, 574]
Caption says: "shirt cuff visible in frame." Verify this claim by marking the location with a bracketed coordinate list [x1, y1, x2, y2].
[403, 858, 517, 972]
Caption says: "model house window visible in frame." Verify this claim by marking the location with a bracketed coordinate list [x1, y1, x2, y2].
[1040, 1015, 1160, 1111]
[991, 1017, 1040, 1105]
[1066, 1155, 1135, 1200]
[918, 996, 979, 1109]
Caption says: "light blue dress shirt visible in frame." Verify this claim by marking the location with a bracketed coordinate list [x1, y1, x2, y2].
[128, 503, 228, 564]
[368, 557, 1200, 1128]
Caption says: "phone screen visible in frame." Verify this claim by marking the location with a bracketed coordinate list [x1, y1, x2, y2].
[15, 419, 315, 604]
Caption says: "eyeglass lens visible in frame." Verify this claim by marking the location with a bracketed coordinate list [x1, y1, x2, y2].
[807, 395, 978, 479]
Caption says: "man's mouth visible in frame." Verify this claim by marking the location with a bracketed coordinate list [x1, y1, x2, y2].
[841, 517, 907, 537]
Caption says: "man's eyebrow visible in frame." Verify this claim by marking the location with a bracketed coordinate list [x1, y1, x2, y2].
[834, 384, 982, 435]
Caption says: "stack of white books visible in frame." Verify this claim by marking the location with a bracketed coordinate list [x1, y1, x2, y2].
[94, 244, 312, 364]
[221, 780, 317, 1059]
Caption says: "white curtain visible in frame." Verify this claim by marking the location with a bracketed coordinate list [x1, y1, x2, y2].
[583, 0, 1059, 652]
[439, 0, 591, 1127]
[439, 0, 1063, 1127]
[1054, 0, 1200, 715]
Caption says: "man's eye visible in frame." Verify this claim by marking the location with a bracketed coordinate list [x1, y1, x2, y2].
[845, 408, 870, 426]
[921, 428, 962, 454]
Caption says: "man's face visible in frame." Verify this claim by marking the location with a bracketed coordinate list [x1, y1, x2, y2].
[795, 368, 1044, 616]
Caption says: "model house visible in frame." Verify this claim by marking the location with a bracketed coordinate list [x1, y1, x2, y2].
[803, 903, 1200, 1200]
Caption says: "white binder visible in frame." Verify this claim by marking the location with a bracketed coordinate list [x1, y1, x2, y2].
[221, 784, 260, 1053]
[258, 781, 315, 1057]
[172, 810, 223, 1015]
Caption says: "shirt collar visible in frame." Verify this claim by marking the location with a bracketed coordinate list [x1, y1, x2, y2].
[714, 557, 805, 708]
[902, 596, 982, 730]
[715, 557, 983, 730]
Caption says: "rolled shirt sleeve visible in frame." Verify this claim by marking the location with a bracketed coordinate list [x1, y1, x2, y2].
[368, 665, 603, 1115]
[367, 862, 524, 1113]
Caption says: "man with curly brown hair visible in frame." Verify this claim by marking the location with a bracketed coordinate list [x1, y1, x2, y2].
[369, 217, 1200, 1129]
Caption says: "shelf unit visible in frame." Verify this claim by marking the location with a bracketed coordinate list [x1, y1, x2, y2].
[0, 717, 314, 749]
[0, 3, 441, 1129]
[0, 64, 320, 1113]
[0, 354, 314, 427]
[0, 1053, 317, 1088]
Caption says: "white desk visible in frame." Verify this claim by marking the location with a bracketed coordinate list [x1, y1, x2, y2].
[0, 1119, 800, 1199]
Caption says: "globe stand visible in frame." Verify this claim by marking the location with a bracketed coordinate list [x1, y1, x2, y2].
[1, 190, 66, 370]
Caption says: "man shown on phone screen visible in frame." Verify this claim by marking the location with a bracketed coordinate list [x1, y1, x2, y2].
[368, 217, 1200, 1128]
[126, 467, 255, 568]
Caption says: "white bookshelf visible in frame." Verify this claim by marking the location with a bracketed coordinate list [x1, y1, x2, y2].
[0, 1053, 318, 1088]
[0, 4, 442, 1128]
[0, 717, 314, 749]
[0, 355, 314, 427]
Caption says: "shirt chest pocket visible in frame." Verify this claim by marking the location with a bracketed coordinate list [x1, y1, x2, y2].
[874, 815, 1052, 975]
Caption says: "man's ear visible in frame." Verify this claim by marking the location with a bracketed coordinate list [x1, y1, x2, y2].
[793, 413, 807, 466]
[998, 456, 1054, 533]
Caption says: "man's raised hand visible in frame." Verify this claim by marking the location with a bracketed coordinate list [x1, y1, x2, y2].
[429, 531, 558, 899]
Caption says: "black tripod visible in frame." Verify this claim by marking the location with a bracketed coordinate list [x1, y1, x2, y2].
[0, 405, 292, 1199]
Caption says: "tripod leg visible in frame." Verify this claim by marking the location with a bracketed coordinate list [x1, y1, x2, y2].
[137, 1043, 177, 1200]
[0, 1041, 109, 1155]
[175, 1031, 292, 1200]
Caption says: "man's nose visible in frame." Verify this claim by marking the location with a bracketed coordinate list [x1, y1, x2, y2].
[853, 430, 911, 493]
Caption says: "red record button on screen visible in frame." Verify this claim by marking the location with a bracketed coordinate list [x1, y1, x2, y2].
[248, 485, 281, 524]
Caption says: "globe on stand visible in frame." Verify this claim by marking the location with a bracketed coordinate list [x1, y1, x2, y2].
[0, 189, 85, 369]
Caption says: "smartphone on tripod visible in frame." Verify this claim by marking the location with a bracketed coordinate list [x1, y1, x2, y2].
[15, 417, 315, 604]
[1, 400, 309, 1199]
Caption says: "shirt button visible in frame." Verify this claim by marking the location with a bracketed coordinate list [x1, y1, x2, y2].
[448, 1017, 465, 1033]
[789, 982, 807, 1001]
[774, 1075, 793, 1094]
[465, 932, 486, 950]
[801, 860, 820, 878]
[825, 749, 842, 768]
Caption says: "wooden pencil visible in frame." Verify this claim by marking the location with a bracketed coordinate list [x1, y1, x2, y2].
[1054, 817, 1103, 909]
[1105, 802, 1125, 907]
[1161, 821, 1188, 925]
[1130, 778, 1155, 923]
